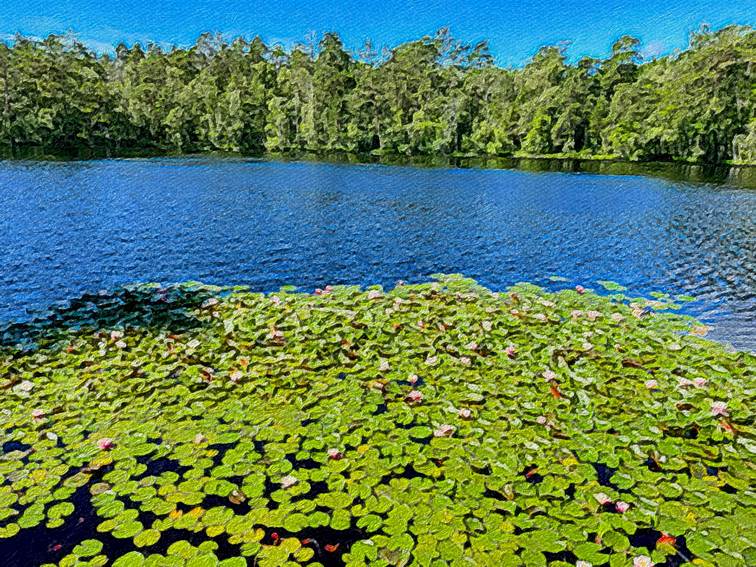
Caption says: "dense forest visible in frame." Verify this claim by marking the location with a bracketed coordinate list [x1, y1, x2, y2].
[0, 25, 753, 163]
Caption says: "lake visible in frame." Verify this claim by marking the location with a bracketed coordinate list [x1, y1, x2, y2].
[0, 157, 754, 349]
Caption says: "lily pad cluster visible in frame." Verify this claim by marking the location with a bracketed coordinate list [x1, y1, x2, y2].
[0, 275, 753, 567]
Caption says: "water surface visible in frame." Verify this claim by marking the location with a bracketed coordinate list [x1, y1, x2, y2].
[1, 157, 754, 348]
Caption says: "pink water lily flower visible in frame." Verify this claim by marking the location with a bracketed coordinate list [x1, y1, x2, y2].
[536, 415, 548, 425]
[633, 556, 654, 567]
[327, 448, 343, 460]
[433, 424, 455, 437]
[678, 378, 693, 387]
[611, 313, 624, 323]
[406, 390, 423, 403]
[711, 401, 728, 416]
[458, 408, 472, 419]
[229, 371, 243, 383]
[96, 438, 114, 451]
[270, 295, 282, 305]
[586, 310, 601, 321]
[575, 285, 586, 294]
[615, 501, 630, 513]
[459, 356, 471, 366]
[693, 377, 707, 388]
[367, 290, 382, 300]
[465, 342, 478, 351]
[280, 475, 298, 488]
[425, 355, 438, 366]
[593, 492, 612, 505]
[31, 408, 45, 420]
[543, 370, 557, 382]
[534, 313, 547, 322]
[645, 380, 658, 389]
[504, 345, 517, 358]
[408, 374, 419, 385]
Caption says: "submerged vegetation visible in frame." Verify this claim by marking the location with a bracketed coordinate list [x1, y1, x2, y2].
[0, 276, 753, 566]
[0, 25, 754, 164]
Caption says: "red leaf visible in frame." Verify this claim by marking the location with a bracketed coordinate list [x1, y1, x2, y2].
[549, 384, 562, 399]
[657, 533, 676, 547]
[324, 543, 340, 553]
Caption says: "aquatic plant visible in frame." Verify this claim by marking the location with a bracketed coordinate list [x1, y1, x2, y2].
[0, 276, 753, 566]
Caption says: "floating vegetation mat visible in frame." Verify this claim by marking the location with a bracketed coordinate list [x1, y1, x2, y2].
[0, 275, 753, 567]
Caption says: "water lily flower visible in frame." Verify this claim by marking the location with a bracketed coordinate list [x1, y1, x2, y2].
[280, 475, 298, 488]
[433, 424, 455, 437]
[593, 492, 612, 505]
[31, 408, 45, 420]
[18, 380, 34, 392]
[408, 374, 419, 385]
[543, 370, 557, 382]
[540, 300, 556, 308]
[678, 378, 693, 387]
[615, 501, 630, 513]
[270, 295, 282, 305]
[505, 345, 517, 358]
[571, 310, 584, 320]
[459, 356, 471, 366]
[611, 313, 624, 323]
[115, 340, 127, 349]
[633, 555, 654, 567]
[96, 438, 114, 451]
[576, 562, 592, 567]
[536, 415, 548, 425]
[367, 290, 382, 300]
[425, 355, 437, 366]
[482, 320, 492, 332]
[193, 433, 207, 444]
[230, 370, 243, 383]
[201, 297, 219, 308]
[575, 285, 586, 294]
[458, 408, 472, 419]
[417, 320, 425, 329]
[314, 288, 324, 295]
[645, 380, 658, 389]
[582, 342, 594, 351]
[586, 310, 601, 321]
[110, 330, 124, 340]
[187, 339, 201, 349]
[693, 377, 707, 388]
[534, 313, 547, 322]
[406, 390, 423, 403]
[711, 401, 728, 416]
[327, 448, 343, 460]
[379, 360, 390, 372]
[466, 342, 478, 351]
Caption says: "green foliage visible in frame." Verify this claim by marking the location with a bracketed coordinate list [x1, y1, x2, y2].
[0, 277, 754, 565]
[0, 25, 753, 162]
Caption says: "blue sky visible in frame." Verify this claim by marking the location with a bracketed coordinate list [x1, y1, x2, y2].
[1, 0, 753, 65]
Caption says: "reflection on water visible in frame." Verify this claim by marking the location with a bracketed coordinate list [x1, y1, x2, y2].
[0, 157, 754, 348]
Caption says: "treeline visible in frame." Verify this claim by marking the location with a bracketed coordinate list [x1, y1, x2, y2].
[0, 25, 753, 163]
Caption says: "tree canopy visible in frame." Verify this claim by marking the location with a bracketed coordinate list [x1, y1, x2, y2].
[0, 26, 753, 163]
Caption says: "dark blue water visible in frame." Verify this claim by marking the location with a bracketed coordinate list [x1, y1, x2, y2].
[1, 157, 754, 348]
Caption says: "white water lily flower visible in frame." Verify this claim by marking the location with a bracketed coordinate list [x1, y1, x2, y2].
[645, 379, 658, 389]
[536, 415, 548, 425]
[229, 370, 243, 383]
[280, 475, 298, 488]
[115, 340, 127, 349]
[110, 330, 124, 340]
[543, 370, 557, 382]
[711, 401, 728, 416]
[18, 380, 34, 392]
[367, 290, 382, 300]
[407, 374, 419, 385]
[458, 408, 472, 419]
[270, 295, 282, 305]
[611, 313, 624, 323]
[379, 360, 390, 372]
[433, 424, 455, 437]
[633, 556, 654, 567]
[482, 320, 492, 332]
[693, 377, 707, 388]
[459, 356, 471, 366]
[201, 297, 219, 308]
[576, 562, 592, 567]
